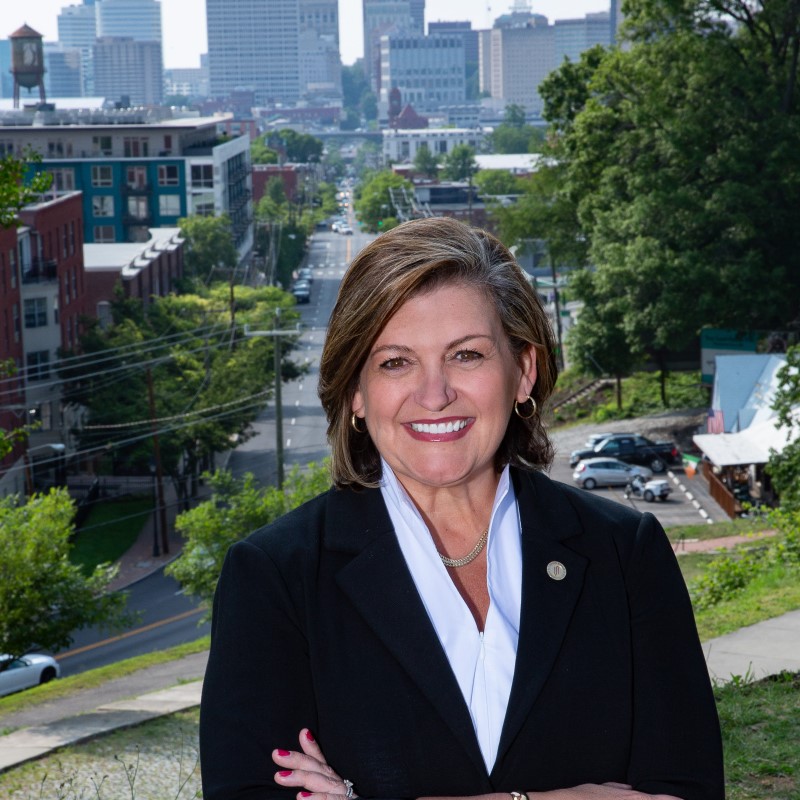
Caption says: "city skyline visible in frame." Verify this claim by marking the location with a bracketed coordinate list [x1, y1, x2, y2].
[2, 0, 609, 70]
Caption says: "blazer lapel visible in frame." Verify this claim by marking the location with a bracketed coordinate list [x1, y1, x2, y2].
[494, 470, 588, 769]
[326, 487, 489, 778]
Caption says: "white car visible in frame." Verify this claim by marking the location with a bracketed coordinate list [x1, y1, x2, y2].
[0, 653, 61, 697]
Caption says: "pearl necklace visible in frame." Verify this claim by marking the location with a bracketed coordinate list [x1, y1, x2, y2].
[438, 528, 489, 568]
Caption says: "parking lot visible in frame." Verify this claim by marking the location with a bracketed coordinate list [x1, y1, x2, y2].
[547, 421, 730, 528]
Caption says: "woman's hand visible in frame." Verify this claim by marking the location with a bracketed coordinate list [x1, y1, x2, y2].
[419, 786, 681, 800]
[273, 729, 355, 800]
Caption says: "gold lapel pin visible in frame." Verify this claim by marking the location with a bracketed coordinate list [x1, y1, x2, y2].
[547, 561, 567, 581]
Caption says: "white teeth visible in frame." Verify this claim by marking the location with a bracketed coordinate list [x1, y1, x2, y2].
[410, 420, 468, 434]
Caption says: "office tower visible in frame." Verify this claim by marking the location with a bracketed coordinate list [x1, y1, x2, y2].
[554, 12, 612, 63]
[95, 0, 163, 43]
[428, 21, 479, 99]
[93, 37, 163, 105]
[409, 0, 425, 31]
[44, 44, 84, 98]
[299, 0, 342, 97]
[379, 32, 465, 110]
[206, 0, 300, 104]
[363, 0, 418, 90]
[0, 40, 13, 99]
[57, 3, 97, 95]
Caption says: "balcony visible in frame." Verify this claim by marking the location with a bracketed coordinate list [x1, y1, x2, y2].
[123, 184, 151, 196]
[123, 214, 153, 226]
[22, 258, 58, 284]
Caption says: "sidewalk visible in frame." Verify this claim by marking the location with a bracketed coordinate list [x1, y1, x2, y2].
[1, 525, 799, 774]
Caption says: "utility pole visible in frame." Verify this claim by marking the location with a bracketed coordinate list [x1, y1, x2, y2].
[146, 367, 169, 553]
[244, 313, 300, 489]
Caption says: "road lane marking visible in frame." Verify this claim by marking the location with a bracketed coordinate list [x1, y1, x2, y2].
[58, 608, 205, 660]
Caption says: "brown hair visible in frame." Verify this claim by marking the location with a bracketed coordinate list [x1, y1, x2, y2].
[318, 217, 558, 488]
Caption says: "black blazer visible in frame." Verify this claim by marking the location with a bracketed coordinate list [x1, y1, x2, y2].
[200, 469, 724, 800]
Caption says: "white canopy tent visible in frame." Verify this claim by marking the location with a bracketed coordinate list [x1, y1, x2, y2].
[693, 415, 798, 467]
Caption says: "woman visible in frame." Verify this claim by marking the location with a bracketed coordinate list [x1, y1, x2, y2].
[200, 218, 724, 800]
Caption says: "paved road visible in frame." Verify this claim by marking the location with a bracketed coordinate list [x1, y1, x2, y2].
[228, 225, 374, 486]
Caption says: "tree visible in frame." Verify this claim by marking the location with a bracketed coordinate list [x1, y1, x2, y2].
[250, 137, 279, 165]
[178, 215, 239, 283]
[1, 151, 53, 229]
[489, 104, 546, 154]
[442, 145, 478, 221]
[0, 490, 129, 658]
[474, 169, 522, 198]
[166, 463, 331, 612]
[275, 130, 323, 163]
[413, 145, 439, 179]
[767, 344, 800, 510]
[353, 170, 413, 232]
[537, 1, 800, 399]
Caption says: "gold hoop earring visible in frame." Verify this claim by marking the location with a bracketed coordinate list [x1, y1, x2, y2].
[514, 396, 537, 419]
[350, 413, 366, 433]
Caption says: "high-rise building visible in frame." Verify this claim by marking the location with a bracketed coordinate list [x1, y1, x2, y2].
[44, 44, 84, 98]
[206, 0, 301, 105]
[0, 40, 13, 99]
[57, 3, 97, 95]
[363, 0, 418, 90]
[379, 33, 465, 111]
[95, 0, 162, 43]
[554, 12, 611, 63]
[428, 21, 479, 99]
[409, 0, 425, 32]
[298, 0, 342, 98]
[93, 37, 163, 105]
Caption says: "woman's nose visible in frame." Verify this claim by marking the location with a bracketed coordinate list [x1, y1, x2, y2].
[414, 366, 456, 411]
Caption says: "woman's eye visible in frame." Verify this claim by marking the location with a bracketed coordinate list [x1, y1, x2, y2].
[454, 350, 483, 363]
[379, 357, 408, 370]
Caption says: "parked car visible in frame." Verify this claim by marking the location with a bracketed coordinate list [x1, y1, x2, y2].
[291, 280, 311, 304]
[0, 653, 60, 697]
[624, 474, 672, 502]
[569, 433, 680, 473]
[572, 458, 653, 490]
[338, 225, 353, 235]
[584, 432, 614, 449]
[297, 267, 313, 283]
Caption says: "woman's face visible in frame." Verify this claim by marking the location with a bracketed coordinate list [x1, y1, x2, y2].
[352, 282, 537, 497]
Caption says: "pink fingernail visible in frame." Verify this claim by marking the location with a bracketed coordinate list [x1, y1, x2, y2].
[301, 793, 312, 798]
[279, 771, 293, 777]
[277, 749, 291, 756]
[305, 730, 315, 742]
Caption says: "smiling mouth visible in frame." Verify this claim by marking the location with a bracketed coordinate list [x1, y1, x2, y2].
[409, 419, 469, 434]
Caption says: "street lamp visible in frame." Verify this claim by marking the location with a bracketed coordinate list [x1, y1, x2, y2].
[149, 460, 160, 557]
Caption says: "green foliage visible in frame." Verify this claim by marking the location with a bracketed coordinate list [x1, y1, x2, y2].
[353, 170, 413, 232]
[442, 144, 478, 183]
[178, 215, 238, 283]
[269, 129, 323, 163]
[167, 462, 331, 611]
[766, 344, 800, 510]
[0, 151, 53, 229]
[413, 145, 439, 178]
[489, 105, 546, 154]
[690, 510, 800, 611]
[250, 137, 279, 165]
[0, 490, 129, 658]
[474, 170, 522, 198]
[539, 3, 800, 382]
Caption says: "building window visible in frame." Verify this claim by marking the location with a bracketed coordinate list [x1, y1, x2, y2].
[123, 137, 150, 158]
[48, 168, 76, 192]
[94, 225, 116, 243]
[24, 297, 48, 328]
[92, 135, 113, 156]
[127, 196, 149, 220]
[158, 194, 181, 217]
[91, 165, 113, 187]
[12, 304, 20, 342]
[158, 164, 180, 186]
[191, 192, 215, 216]
[92, 195, 115, 217]
[191, 164, 214, 188]
[163, 135, 173, 153]
[126, 166, 148, 190]
[0, 140, 16, 157]
[26, 350, 50, 381]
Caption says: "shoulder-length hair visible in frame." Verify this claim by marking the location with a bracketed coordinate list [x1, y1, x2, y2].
[318, 217, 558, 488]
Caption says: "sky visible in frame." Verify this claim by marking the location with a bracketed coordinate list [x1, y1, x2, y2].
[2, 0, 610, 70]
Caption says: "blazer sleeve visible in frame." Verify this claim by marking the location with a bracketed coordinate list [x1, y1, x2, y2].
[624, 512, 725, 800]
[200, 538, 317, 800]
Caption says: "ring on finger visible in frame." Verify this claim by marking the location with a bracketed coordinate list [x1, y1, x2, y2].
[343, 779, 356, 799]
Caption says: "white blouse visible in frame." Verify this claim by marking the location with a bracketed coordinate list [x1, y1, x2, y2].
[380, 461, 523, 771]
